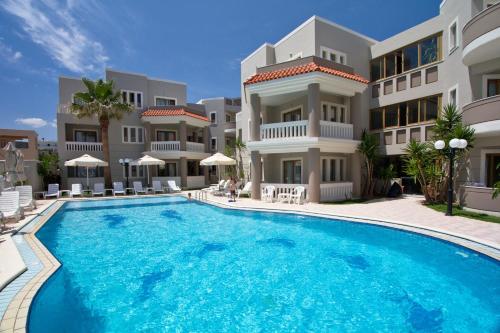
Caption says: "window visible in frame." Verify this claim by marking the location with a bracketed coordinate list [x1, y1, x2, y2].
[156, 130, 176, 141]
[122, 90, 143, 108]
[448, 18, 458, 53]
[289, 52, 302, 60]
[320, 46, 347, 65]
[122, 126, 144, 143]
[321, 102, 348, 123]
[158, 163, 177, 177]
[330, 159, 336, 181]
[155, 97, 176, 106]
[282, 160, 302, 184]
[282, 108, 301, 122]
[369, 33, 441, 81]
[320, 158, 346, 182]
[74, 130, 97, 142]
[448, 85, 458, 106]
[67, 166, 103, 178]
[486, 154, 500, 187]
[211, 137, 217, 151]
[225, 114, 231, 122]
[487, 79, 500, 97]
[370, 95, 441, 130]
[210, 112, 217, 124]
[124, 165, 145, 178]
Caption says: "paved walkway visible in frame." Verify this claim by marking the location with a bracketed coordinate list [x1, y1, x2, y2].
[201, 194, 500, 251]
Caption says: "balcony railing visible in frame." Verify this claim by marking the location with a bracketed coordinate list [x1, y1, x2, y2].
[66, 141, 103, 151]
[151, 141, 180, 151]
[463, 2, 500, 48]
[186, 142, 205, 152]
[462, 95, 500, 126]
[260, 120, 353, 140]
[260, 181, 353, 202]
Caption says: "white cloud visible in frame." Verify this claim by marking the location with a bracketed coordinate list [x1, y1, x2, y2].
[50, 119, 57, 128]
[16, 117, 48, 128]
[1, 0, 109, 73]
[0, 40, 23, 63]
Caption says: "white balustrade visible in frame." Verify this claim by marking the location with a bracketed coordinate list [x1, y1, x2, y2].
[320, 182, 353, 201]
[65, 141, 103, 152]
[260, 183, 308, 199]
[186, 142, 205, 152]
[187, 176, 205, 188]
[151, 141, 180, 151]
[320, 121, 353, 139]
[260, 120, 308, 140]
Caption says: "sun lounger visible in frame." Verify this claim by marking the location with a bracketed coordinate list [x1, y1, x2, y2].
[113, 182, 126, 196]
[167, 180, 181, 193]
[133, 181, 146, 195]
[152, 181, 164, 194]
[0, 191, 22, 225]
[44, 183, 60, 199]
[237, 182, 252, 198]
[92, 183, 105, 196]
[15, 185, 36, 211]
[70, 184, 83, 197]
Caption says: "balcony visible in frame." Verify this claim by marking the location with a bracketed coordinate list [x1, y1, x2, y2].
[150, 141, 205, 152]
[260, 120, 353, 140]
[224, 121, 236, 134]
[259, 182, 352, 202]
[462, 95, 500, 136]
[462, 2, 500, 66]
[65, 142, 103, 152]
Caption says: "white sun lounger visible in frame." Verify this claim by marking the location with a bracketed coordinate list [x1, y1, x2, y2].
[44, 183, 60, 199]
[15, 185, 36, 211]
[92, 183, 105, 196]
[133, 181, 146, 195]
[152, 180, 164, 194]
[0, 191, 22, 225]
[113, 182, 126, 196]
[167, 180, 181, 193]
[70, 184, 83, 197]
[237, 182, 252, 198]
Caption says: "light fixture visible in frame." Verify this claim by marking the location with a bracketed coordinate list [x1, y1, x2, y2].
[458, 139, 468, 149]
[449, 138, 460, 149]
[434, 140, 445, 150]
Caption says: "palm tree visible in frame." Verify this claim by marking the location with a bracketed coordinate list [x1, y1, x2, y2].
[357, 130, 378, 198]
[71, 78, 133, 187]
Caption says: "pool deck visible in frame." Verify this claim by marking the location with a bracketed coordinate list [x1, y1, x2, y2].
[0, 193, 499, 332]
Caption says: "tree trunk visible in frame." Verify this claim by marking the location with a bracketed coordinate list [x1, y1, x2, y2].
[100, 118, 112, 187]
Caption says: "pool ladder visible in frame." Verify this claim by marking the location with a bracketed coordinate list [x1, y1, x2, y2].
[193, 190, 207, 201]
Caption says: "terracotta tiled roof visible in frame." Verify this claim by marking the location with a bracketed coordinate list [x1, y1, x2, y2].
[141, 107, 209, 121]
[244, 62, 369, 85]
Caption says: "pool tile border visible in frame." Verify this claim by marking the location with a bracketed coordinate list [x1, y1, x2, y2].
[1, 194, 499, 332]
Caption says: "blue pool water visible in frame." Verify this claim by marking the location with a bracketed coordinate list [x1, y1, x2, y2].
[29, 197, 499, 332]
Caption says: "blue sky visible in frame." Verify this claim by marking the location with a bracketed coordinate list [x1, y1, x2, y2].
[0, 0, 439, 140]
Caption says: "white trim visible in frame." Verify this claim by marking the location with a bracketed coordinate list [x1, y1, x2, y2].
[320, 46, 347, 65]
[482, 74, 500, 98]
[280, 157, 304, 184]
[480, 148, 500, 184]
[280, 105, 303, 122]
[448, 84, 459, 107]
[121, 90, 143, 108]
[209, 111, 217, 124]
[121, 125, 144, 144]
[154, 96, 177, 106]
[241, 43, 274, 64]
[122, 164, 145, 179]
[448, 17, 459, 54]
[462, 27, 500, 66]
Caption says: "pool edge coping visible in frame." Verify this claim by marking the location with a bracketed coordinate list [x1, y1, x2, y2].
[1, 194, 499, 332]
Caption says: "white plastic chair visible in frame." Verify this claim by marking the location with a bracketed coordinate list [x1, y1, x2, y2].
[92, 183, 104, 196]
[152, 180, 164, 194]
[133, 181, 146, 195]
[0, 191, 22, 225]
[262, 185, 275, 203]
[167, 180, 181, 192]
[237, 182, 252, 198]
[15, 185, 36, 210]
[113, 182, 125, 196]
[44, 183, 60, 199]
[70, 184, 83, 197]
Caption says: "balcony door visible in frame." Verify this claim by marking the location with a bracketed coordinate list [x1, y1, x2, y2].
[282, 108, 302, 122]
[74, 130, 97, 142]
[282, 159, 302, 184]
[486, 154, 500, 187]
[156, 131, 176, 141]
[322, 103, 347, 123]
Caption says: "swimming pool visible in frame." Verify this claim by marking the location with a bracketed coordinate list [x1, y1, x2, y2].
[28, 196, 499, 332]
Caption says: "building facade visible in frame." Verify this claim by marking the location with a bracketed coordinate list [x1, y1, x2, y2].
[239, 0, 500, 210]
[57, 69, 238, 190]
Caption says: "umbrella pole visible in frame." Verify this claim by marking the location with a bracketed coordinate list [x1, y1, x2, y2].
[147, 165, 150, 186]
[86, 167, 89, 189]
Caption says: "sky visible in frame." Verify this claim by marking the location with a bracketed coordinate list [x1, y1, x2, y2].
[0, 0, 439, 140]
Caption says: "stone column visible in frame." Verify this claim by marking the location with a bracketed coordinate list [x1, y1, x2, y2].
[144, 122, 152, 151]
[250, 150, 262, 200]
[308, 148, 320, 203]
[250, 93, 261, 141]
[180, 157, 187, 188]
[308, 83, 320, 137]
[179, 121, 187, 151]
[204, 166, 210, 185]
[203, 126, 210, 153]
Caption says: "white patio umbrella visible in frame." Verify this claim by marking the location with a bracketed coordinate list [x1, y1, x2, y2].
[64, 154, 108, 189]
[200, 153, 236, 183]
[130, 155, 165, 186]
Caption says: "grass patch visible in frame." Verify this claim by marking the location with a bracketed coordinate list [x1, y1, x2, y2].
[426, 203, 500, 224]
[323, 198, 369, 205]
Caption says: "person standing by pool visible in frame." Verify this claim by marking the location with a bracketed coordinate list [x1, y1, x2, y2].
[229, 177, 237, 202]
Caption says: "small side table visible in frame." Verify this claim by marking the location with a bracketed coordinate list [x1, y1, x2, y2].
[59, 190, 71, 198]
[34, 191, 45, 200]
[105, 188, 114, 196]
[125, 188, 135, 195]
